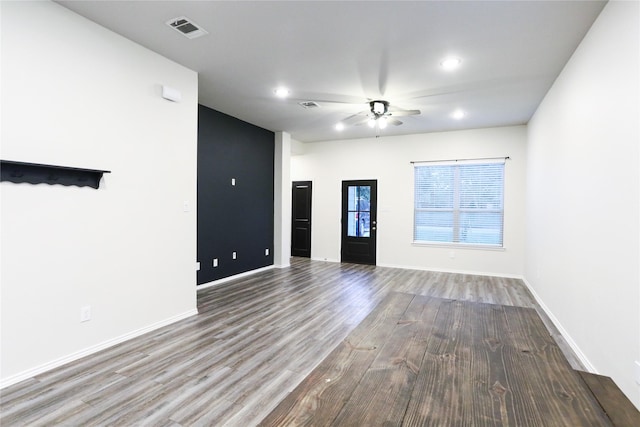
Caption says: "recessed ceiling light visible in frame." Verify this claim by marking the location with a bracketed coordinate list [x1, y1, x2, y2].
[335, 122, 345, 131]
[451, 109, 466, 119]
[440, 57, 462, 71]
[274, 87, 290, 98]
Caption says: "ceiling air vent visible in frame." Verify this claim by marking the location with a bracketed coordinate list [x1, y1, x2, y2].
[166, 16, 208, 39]
[298, 101, 320, 109]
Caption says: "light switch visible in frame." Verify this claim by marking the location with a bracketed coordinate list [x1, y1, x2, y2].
[183, 201, 189, 212]
[232, 251, 237, 260]
[231, 178, 236, 186]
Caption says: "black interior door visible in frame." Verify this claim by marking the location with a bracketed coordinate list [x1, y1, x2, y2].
[341, 180, 377, 265]
[291, 181, 312, 257]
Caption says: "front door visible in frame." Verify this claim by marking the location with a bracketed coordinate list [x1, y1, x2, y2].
[291, 181, 312, 257]
[341, 180, 377, 265]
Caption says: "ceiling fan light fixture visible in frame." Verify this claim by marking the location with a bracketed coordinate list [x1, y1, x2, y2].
[371, 100, 387, 115]
[440, 57, 462, 71]
[335, 122, 345, 131]
[378, 116, 388, 129]
[368, 118, 376, 128]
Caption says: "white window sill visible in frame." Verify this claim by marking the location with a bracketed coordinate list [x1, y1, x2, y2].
[412, 241, 506, 252]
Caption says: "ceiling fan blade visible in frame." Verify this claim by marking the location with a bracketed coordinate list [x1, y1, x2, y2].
[388, 107, 421, 117]
[397, 76, 529, 101]
[398, 85, 470, 100]
[356, 46, 390, 99]
[388, 118, 403, 126]
[341, 112, 370, 125]
[351, 117, 373, 126]
[288, 92, 365, 106]
[378, 49, 389, 97]
[288, 98, 362, 108]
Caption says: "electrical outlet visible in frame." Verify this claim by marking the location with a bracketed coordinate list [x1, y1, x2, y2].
[213, 258, 218, 267]
[80, 305, 91, 322]
[196, 261, 200, 271]
[634, 360, 640, 385]
[231, 178, 236, 186]
[265, 248, 269, 256]
[232, 251, 237, 260]
[183, 201, 189, 212]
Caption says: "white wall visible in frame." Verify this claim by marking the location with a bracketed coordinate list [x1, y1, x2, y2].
[1, 1, 198, 386]
[526, 0, 639, 408]
[291, 125, 527, 277]
[274, 132, 292, 268]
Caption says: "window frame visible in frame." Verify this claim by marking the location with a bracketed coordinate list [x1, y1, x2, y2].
[412, 158, 506, 249]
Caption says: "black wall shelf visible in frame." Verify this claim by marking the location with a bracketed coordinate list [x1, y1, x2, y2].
[1, 160, 110, 189]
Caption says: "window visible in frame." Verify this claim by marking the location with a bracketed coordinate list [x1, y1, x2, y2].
[413, 159, 505, 247]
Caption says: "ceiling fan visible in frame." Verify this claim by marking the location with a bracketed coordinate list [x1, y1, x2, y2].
[338, 100, 420, 130]
[279, 54, 494, 134]
[278, 54, 473, 134]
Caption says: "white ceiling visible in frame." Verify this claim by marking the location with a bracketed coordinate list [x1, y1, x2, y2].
[56, 0, 607, 142]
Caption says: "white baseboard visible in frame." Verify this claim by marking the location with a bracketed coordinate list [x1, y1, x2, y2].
[197, 265, 275, 290]
[520, 277, 597, 373]
[0, 308, 198, 390]
[274, 261, 290, 269]
[307, 259, 522, 279]
[310, 257, 340, 263]
[376, 262, 524, 279]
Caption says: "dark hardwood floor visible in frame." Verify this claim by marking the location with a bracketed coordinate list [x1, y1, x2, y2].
[261, 293, 611, 426]
[1, 258, 585, 426]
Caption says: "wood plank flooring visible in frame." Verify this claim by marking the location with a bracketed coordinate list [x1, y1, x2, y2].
[577, 371, 640, 427]
[1, 258, 587, 426]
[260, 293, 611, 426]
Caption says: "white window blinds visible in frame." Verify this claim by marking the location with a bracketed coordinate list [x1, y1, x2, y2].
[413, 159, 505, 246]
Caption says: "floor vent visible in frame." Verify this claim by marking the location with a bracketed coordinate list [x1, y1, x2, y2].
[298, 101, 321, 109]
[166, 16, 208, 39]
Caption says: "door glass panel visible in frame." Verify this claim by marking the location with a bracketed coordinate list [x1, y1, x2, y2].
[346, 212, 358, 237]
[347, 185, 371, 237]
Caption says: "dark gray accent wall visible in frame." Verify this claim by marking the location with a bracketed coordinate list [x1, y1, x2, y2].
[197, 104, 274, 284]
